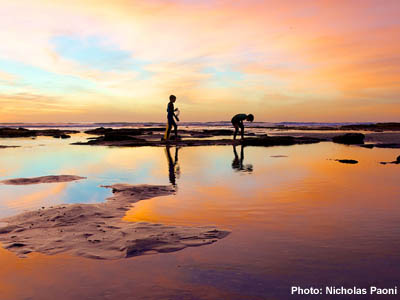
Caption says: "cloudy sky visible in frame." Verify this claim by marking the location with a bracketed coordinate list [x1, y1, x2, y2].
[0, 0, 399, 122]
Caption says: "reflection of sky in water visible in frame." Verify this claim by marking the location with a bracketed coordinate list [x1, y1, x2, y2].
[1, 133, 400, 299]
[0, 133, 310, 217]
[1, 135, 399, 222]
[0, 135, 170, 216]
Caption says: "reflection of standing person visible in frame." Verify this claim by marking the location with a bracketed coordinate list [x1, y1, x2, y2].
[232, 145, 253, 173]
[164, 95, 180, 141]
[231, 113, 254, 140]
[165, 146, 180, 187]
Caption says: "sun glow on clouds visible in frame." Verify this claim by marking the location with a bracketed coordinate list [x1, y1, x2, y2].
[0, 0, 399, 122]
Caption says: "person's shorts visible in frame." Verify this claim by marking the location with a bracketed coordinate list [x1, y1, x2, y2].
[168, 116, 176, 126]
[231, 121, 243, 128]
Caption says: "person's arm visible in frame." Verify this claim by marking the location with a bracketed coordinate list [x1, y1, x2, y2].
[173, 110, 179, 122]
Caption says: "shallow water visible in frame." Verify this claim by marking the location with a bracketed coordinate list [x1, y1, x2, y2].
[0, 133, 399, 299]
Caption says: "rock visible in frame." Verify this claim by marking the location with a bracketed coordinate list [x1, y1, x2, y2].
[335, 159, 358, 164]
[52, 134, 70, 139]
[0, 128, 36, 138]
[74, 135, 325, 147]
[190, 132, 214, 138]
[340, 123, 400, 131]
[37, 129, 78, 137]
[201, 129, 234, 136]
[0, 128, 78, 139]
[103, 133, 145, 142]
[85, 128, 143, 136]
[379, 155, 400, 165]
[84, 127, 113, 135]
[360, 143, 400, 149]
[242, 136, 324, 146]
[141, 127, 166, 132]
[332, 133, 365, 144]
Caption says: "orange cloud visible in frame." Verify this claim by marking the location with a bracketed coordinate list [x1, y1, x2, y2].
[0, 0, 398, 122]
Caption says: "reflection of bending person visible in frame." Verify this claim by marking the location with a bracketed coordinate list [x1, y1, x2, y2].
[165, 146, 180, 187]
[232, 145, 253, 173]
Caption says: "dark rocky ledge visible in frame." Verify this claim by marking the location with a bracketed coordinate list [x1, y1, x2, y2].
[0, 128, 79, 138]
[73, 132, 325, 148]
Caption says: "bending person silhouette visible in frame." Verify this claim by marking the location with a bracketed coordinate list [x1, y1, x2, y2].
[164, 95, 180, 141]
[231, 113, 254, 140]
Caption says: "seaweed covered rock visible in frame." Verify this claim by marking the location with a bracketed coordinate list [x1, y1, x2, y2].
[84, 127, 113, 135]
[0, 128, 36, 138]
[85, 127, 143, 135]
[335, 159, 358, 164]
[332, 133, 365, 145]
[0, 128, 78, 138]
[380, 155, 400, 165]
[202, 129, 234, 136]
[242, 136, 323, 146]
[103, 132, 145, 142]
[340, 123, 400, 131]
[53, 134, 71, 139]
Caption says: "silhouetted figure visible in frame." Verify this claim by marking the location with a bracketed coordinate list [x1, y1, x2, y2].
[232, 145, 253, 173]
[231, 113, 254, 140]
[164, 95, 180, 141]
[165, 145, 180, 186]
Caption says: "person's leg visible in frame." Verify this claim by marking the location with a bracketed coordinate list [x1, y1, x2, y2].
[240, 123, 244, 139]
[163, 123, 169, 140]
[166, 117, 173, 140]
[232, 123, 239, 140]
[168, 118, 177, 139]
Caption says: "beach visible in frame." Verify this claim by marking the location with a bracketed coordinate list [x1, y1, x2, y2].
[0, 123, 399, 299]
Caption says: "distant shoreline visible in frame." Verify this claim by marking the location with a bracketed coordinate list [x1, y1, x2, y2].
[0, 121, 398, 130]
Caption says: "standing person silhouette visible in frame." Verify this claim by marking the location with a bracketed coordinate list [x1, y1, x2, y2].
[164, 95, 180, 141]
[231, 113, 254, 140]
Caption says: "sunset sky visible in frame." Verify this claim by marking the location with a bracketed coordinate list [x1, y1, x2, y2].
[0, 0, 399, 122]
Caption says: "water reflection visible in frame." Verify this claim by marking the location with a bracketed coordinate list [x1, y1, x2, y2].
[232, 145, 253, 173]
[165, 146, 180, 187]
[2, 137, 400, 299]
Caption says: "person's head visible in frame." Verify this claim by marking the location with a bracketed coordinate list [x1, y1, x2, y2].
[169, 95, 176, 103]
[246, 114, 254, 122]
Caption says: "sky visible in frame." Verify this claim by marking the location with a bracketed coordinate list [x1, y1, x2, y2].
[0, 0, 399, 122]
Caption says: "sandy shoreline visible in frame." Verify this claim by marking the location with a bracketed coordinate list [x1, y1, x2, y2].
[0, 184, 229, 260]
[0, 175, 86, 185]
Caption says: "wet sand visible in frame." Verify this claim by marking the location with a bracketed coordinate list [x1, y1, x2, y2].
[0, 175, 86, 185]
[0, 184, 229, 260]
